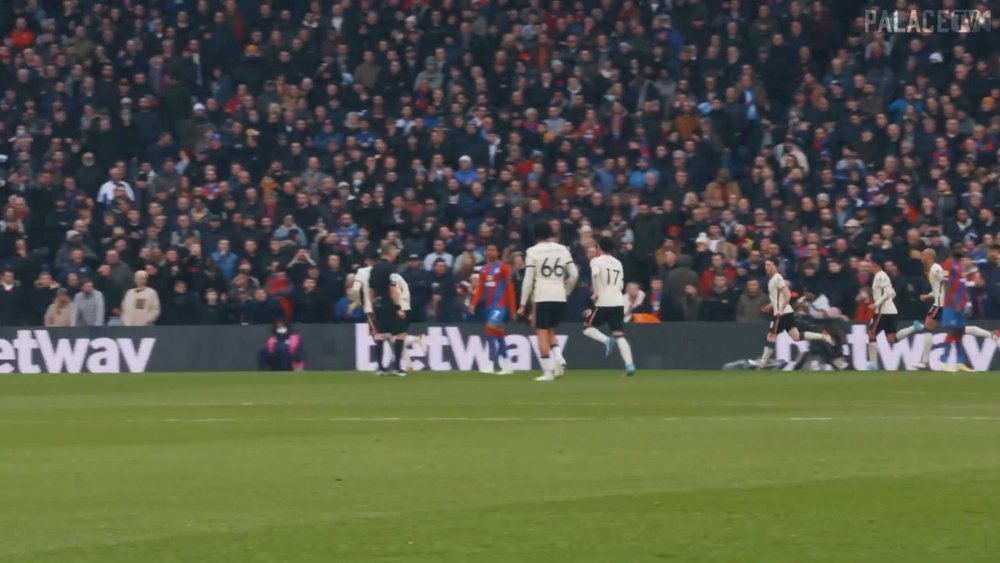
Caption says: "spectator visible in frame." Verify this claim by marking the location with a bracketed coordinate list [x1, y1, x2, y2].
[121, 271, 161, 326]
[44, 290, 74, 328]
[293, 278, 329, 324]
[72, 279, 105, 326]
[737, 279, 771, 322]
[211, 239, 239, 283]
[0, 270, 22, 325]
[700, 275, 739, 321]
[0, 1, 996, 330]
[246, 288, 281, 325]
[161, 280, 200, 325]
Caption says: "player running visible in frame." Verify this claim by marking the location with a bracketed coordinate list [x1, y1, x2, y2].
[469, 244, 517, 375]
[517, 223, 578, 382]
[582, 237, 636, 376]
[756, 257, 801, 368]
[865, 257, 899, 370]
[896, 250, 999, 370]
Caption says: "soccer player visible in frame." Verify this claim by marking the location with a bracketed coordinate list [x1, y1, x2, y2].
[368, 244, 407, 377]
[390, 270, 425, 371]
[469, 244, 517, 375]
[897, 249, 944, 369]
[582, 237, 636, 376]
[865, 258, 899, 370]
[517, 222, 578, 382]
[898, 250, 999, 370]
[352, 251, 390, 374]
[940, 251, 971, 371]
[756, 257, 801, 368]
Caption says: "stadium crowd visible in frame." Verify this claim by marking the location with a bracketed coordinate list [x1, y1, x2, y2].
[0, 0, 998, 328]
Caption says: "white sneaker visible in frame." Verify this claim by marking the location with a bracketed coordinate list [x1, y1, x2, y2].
[913, 361, 929, 370]
[479, 367, 497, 375]
[554, 358, 566, 378]
[498, 364, 515, 375]
[534, 373, 556, 382]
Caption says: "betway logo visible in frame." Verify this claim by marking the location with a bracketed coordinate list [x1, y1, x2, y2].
[777, 325, 998, 370]
[354, 325, 568, 371]
[0, 330, 155, 374]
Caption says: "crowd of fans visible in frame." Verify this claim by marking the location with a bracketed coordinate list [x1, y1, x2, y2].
[0, 0, 998, 329]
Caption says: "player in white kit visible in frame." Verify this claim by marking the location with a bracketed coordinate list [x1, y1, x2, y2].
[865, 258, 899, 370]
[517, 223, 578, 381]
[582, 237, 636, 376]
[389, 271, 426, 370]
[757, 257, 802, 367]
[898, 249, 1000, 369]
[351, 251, 391, 374]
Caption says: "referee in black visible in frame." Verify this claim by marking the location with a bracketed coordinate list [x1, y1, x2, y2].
[368, 243, 408, 376]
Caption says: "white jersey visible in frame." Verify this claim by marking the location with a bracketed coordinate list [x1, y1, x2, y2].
[354, 266, 373, 314]
[521, 240, 579, 304]
[768, 273, 794, 315]
[590, 254, 625, 307]
[928, 263, 945, 307]
[390, 273, 411, 312]
[872, 270, 898, 315]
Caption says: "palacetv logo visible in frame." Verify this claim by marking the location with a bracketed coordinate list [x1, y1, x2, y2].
[354, 325, 568, 371]
[865, 9, 991, 33]
[776, 325, 998, 371]
[0, 330, 155, 374]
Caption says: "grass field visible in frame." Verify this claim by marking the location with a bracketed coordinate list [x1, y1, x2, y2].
[2, 370, 1000, 562]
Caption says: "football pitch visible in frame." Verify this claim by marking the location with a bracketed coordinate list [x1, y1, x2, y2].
[2, 370, 1000, 562]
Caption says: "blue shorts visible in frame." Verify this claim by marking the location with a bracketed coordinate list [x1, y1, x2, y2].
[486, 307, 508, 325]
[941, 308, 967, 329]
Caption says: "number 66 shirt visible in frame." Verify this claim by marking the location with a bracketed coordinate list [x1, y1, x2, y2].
[520, 240, 579, 305]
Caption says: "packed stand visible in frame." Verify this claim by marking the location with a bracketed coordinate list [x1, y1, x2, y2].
[0, 0, 998, 328]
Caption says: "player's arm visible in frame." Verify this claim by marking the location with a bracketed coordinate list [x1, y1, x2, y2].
[518, 254, 536, 316]
[590, 263, 601, 302]
[777, 283, 791, 316]
[873, 278, 895, 308]
[469, 270, 486, 314]
[502, 264, 517, 316]
[564, 251, 579, 294]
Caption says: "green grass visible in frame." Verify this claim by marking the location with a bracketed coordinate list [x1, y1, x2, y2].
[2, 370, 1000, 562]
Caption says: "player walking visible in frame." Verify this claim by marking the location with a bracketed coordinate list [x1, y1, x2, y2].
[756, 257, 801, 368]
[865, 258, 899, 370]
[469, 244, 517, 375]
[368, 244, 407, 377]
[582, 237, 636, 376]
[390, 270, 426, 371]
[352, 251, 390, 374]
[517, 223, 578, 382]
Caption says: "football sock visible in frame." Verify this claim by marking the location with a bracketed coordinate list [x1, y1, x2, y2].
[867, 341, 878, 367]
[540, 354, 554, 375]
[759, 345, 773, 365]
[497, 336, 508, 360]
[921, 333, 934, 364]
[392, 340, 404, 371]
[616, 337, 633, 367]
[896, 325, 916, 339]
[802, 331, 825, 341]
[551, 344, 564, 364]
[966, 326, 991, 338]
[486, 335, 498, 365]
[373, 340, 385, 370]
[583, 327, 608, 343]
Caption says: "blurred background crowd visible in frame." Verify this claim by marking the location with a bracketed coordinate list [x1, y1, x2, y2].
[0, 0, 998, 328]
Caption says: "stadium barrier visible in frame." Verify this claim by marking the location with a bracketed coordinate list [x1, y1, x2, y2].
[0, 323, 997, 374]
